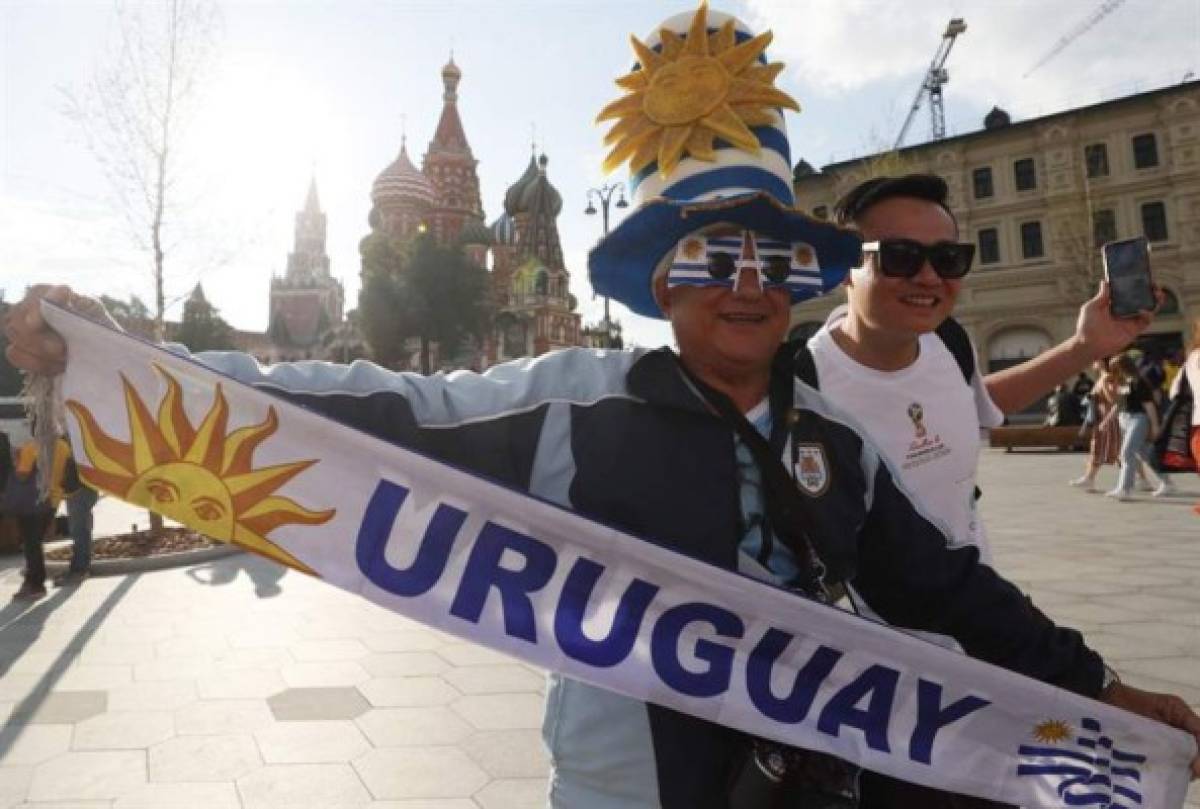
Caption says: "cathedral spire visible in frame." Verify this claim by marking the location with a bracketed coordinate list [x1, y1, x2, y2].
[304, 176, 321, 215]
[429, 56, 470, 156]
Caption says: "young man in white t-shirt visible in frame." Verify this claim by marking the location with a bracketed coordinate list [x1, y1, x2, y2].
[806, 174, 1159, 563]
[807, 172, 1163, 809]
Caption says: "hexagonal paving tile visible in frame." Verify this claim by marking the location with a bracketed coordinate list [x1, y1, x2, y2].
[0, 724, 72, 765]
[27, 750, 147, 801]
[254, 720, 370, 764]
[288, 639, 369, 661]
[357, 677, 459, 708]
[437, 644, 515, 667]
[56, 664, 132, 690]
[0, 764, 33, 808]
[361, 630, 445, 653]
[195, 670, 287, 700]
[175, 699, 275, 736]
[72, 711, 175, 750]
[354, 747, 488, 800]
[359, 652, 449, 678]
[11, 690, 106, 724]
[148, 734, 261, 783]
[443, 665, 543, 695]
[451, 694, 543, 730]
[474, 778, 548, 809]
[236, 762, 371, 808]
[267, 687, 369, 721]
[112, 781, 241, 808]
[108, 681, 197, 712]
[280, 661, 369, 688]
[459, 729, 549, 778]
[355, 706, 474, 747]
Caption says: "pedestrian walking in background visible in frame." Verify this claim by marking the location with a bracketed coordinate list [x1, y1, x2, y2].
[55, 452, 97, 587]
[1107, 354, 1171, 501]
[1071, 358, 1120, 491]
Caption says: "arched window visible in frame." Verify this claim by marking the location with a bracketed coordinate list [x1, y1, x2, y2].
[987, 326, 1052, 372]
[988, 325, 1054, 416]
[1160, 288, 1181, 316]
[535, 270, 549, 296]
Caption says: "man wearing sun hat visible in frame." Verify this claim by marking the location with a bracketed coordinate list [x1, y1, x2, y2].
[7, 3, 1200, 807]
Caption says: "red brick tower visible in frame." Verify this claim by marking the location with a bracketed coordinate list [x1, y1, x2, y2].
[422, 57, 487, 253]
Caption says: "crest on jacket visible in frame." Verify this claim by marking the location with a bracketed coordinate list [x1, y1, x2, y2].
[793, 443, 829, 497]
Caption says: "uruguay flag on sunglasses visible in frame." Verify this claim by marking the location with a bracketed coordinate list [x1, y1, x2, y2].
[667, 230, 825, 299]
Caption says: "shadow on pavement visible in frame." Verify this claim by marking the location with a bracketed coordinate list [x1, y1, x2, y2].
[185, 553, 287, 598]
[0, 573, 140, 759]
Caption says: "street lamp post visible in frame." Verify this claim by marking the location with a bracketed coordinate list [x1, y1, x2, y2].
[584, 182, 628, 348]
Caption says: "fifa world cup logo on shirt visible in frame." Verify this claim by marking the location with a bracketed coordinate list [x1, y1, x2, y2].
[908, 402, 928, 440]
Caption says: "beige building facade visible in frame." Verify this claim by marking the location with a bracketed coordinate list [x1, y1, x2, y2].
[790, 80, 1200, 375]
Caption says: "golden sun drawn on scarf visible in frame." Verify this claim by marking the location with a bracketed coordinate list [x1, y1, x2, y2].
[1032, 719, 1072, 744]
[597, 1, 799, 177]
[66, 365, 334, 576]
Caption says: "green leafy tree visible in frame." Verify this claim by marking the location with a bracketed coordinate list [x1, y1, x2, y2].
[357, 232, 410, 369]
[359, 232, 492, 374]
[401, 236, 492, 374]
[176, 286, 234, 352]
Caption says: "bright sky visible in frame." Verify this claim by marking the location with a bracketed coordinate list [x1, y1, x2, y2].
[2, 0, 1197, 349]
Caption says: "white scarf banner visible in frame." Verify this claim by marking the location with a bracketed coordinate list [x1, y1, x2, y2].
[46, 303, 1195, 808]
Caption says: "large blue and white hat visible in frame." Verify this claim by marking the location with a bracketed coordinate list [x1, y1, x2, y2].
[588, 3, 862, 319]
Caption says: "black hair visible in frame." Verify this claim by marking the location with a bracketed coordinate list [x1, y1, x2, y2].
[833, 173, 955, 227]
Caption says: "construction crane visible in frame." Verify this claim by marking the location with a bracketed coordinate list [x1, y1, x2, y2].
[895, 18, 968, 149]
[1025, 0, 1127, 77]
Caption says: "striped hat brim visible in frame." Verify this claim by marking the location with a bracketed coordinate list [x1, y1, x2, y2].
[588, 192, 863, 320]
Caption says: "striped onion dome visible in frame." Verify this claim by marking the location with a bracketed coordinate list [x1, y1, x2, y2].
[372, 139, 435, 209]
[490, 212, 517, 246]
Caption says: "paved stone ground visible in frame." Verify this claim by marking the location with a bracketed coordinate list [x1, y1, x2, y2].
[0, 450, 1196, 808]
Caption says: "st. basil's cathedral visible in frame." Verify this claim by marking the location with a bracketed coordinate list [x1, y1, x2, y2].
[263, 56, 583, 369]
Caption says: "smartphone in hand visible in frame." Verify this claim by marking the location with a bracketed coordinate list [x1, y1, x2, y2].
[1101, 237, 1155, 318]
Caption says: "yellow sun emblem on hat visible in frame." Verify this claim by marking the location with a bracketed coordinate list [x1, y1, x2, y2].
[66, 365, 334, 575]
[597, 1, 799, 177]
[1032, 719, 1072, 744]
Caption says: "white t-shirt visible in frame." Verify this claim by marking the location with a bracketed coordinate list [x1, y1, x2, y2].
[807, 314, 1004, 564]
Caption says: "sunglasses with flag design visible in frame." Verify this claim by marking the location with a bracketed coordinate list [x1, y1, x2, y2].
[667, 230, 825, 297]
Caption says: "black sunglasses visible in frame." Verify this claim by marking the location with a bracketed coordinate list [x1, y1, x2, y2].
[861, 239, 975, 280]
[706, 252, 793, 285]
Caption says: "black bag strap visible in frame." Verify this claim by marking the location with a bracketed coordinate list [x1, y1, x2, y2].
[934, 316, 976, 385]
[675, 357, 830, 600]
[786, 316, 974, 393]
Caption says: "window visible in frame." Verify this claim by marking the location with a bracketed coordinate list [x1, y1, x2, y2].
[1013, 158, 1037, 191]
[977, 227, 1000, 264]
[1132, 133, 1159, 169]
[972, 167, 994, 199]
[1092, 209, 1117, 247]
[1141, 201, 1168, 242]
[812, 205, 828, 220]
[1084, 143, 1109, 178]
[1020, 221, 1044, 259]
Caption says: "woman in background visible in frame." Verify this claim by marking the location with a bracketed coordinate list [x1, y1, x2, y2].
[1070, 358, 1120, 491]
[1106, 353, 1170, 501]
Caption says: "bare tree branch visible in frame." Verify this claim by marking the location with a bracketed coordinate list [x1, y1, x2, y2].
[60, 0, 221, 340]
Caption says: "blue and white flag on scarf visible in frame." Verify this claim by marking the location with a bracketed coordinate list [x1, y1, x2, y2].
[45, 303, 1196, 809]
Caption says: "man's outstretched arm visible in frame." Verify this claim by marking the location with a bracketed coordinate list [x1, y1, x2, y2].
[984, 281, 1158, 414]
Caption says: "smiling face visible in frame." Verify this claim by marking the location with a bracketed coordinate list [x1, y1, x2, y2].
[846, 196, 962, 339]
[659, 226, 792, 385]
